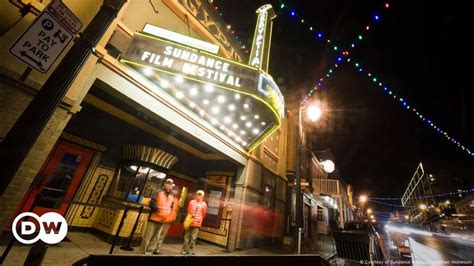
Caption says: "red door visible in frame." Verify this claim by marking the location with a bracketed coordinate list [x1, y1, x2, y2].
[167, 177, 196, 237]
[12, 139, 94, 220]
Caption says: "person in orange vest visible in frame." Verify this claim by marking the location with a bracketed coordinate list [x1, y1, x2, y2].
[140, 178, 179, 254]
[181, 190, 207, 255]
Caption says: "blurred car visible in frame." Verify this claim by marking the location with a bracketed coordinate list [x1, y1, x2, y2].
[344, 221, 379, 237]
[391, 233, 412, 259]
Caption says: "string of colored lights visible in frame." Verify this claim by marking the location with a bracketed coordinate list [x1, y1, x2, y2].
[284, 0, 473, 157]
[369, 199, 416, 208]
[212, 1, 473, 157]
[342, 57, 474, 157]
[276, 0, 393, 104]
[374, 209, 415, 214]
[369, 188, 474, 201]
[208, 0, 250, 54]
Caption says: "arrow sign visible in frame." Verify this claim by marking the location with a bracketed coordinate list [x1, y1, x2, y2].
[9, 12, 73, 74]
[20, 51, 44, 69]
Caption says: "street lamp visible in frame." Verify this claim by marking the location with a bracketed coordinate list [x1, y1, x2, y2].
[295, 103, 321, 253]
[419, 204, 427, 211]
[321, 160, 335, 173]
[307, 105, 322, 122]
[367, 208, 372, 214]
[359, 195, 368, 204]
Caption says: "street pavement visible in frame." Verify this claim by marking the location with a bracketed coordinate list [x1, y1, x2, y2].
[409, 233, 473, 264]
[0, 232, 335, 265]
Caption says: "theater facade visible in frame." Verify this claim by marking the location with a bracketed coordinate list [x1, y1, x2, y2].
[0, 0, 288, 250]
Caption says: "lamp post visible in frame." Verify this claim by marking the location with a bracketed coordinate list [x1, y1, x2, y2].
[359, 195, 368, 218]
[294, 103, 321, 253]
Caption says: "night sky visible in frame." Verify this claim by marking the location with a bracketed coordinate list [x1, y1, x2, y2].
[216, 1, 473, 200]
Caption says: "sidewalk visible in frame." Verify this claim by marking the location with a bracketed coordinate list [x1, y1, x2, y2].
[0, 232, 336, 265]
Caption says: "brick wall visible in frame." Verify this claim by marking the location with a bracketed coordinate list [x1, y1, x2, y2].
[0, 76, 73, 230]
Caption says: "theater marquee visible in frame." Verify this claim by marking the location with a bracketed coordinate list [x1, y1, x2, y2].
[121, 20, 283, 151]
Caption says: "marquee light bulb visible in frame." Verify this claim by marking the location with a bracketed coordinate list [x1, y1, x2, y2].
[205, 84, 214, 92]
[160, 80, 170, 88]
[143, 68, 153, 76]
[217, 95, 226, 103]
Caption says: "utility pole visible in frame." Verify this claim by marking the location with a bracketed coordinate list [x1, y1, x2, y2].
[294, 105, 303, 253]
[0, 0, 127, 194]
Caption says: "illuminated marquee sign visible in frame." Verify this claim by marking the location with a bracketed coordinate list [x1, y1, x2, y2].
[122, 33, 260, 95]
[120, 17, 283, 150]
[249, 4, 276, 72]
[250, 10, 267, 67]
[142, 24, 219, 54]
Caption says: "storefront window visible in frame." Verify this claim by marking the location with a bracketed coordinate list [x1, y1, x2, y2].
[113, 163, 167, 204]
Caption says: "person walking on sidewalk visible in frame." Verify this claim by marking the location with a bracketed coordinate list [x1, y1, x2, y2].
[181, 190, 207, 255]
[140, 178, 179, 254]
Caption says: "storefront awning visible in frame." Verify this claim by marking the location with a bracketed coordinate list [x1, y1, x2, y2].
[120, 27, 284, 151]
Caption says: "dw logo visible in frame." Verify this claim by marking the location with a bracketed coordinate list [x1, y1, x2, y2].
[12, 212, 68, 244]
